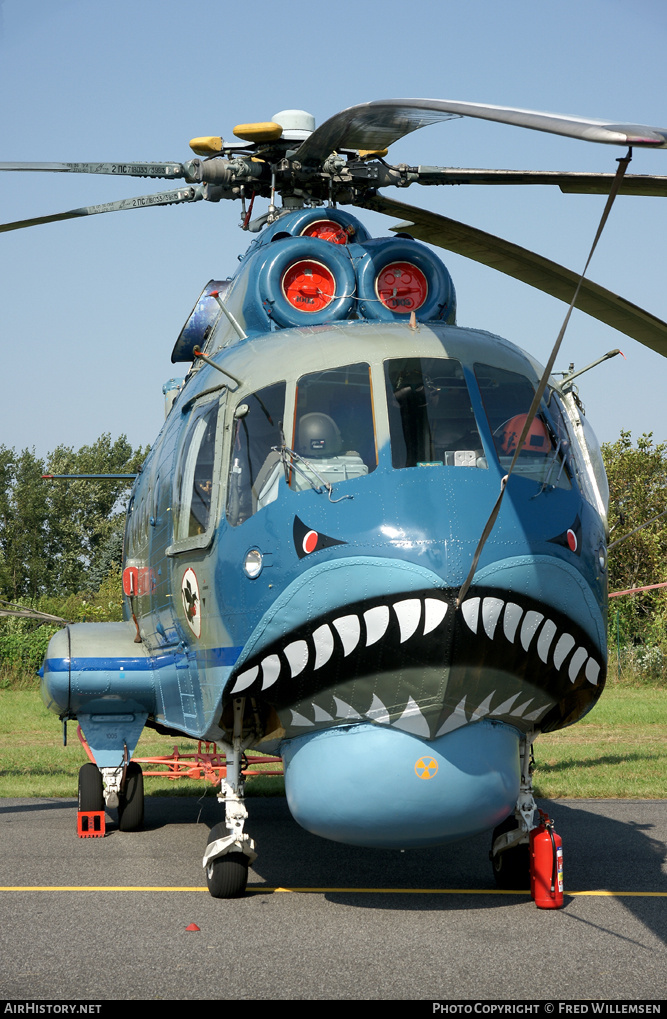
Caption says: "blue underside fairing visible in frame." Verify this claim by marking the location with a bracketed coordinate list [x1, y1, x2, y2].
[281, 718, 521, 848]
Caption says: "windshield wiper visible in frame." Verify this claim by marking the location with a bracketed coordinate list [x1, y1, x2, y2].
[271, 445, 353, 503]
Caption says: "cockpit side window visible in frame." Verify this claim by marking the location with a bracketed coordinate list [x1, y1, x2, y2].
[385, 357, 486, 469]
[290, 363, 376, 491]
[556, 390, 609, 517]
[474, 363, 571, 490]
[227, 382, 286, 527]
[175, 401, 219, 542]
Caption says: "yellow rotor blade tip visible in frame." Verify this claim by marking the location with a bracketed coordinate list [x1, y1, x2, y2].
[233, 122, 283, 142]
[189, 136, 223, 156]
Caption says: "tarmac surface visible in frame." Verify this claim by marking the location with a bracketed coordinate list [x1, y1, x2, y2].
[0, 795, 665, 1001]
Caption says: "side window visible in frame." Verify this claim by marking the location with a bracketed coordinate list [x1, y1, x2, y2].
[123, 493, 136, 559]
[172, 398, 221, 547]
[474, 363, 571, 490]
[559, 391, 609, 517]
[227, 382, 286, 527]
[385, 357, 485, 468]
[291, 363, 377, 491]
[545, 390, 586, 493]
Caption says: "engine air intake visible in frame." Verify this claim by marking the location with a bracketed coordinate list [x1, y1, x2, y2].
[281, 259, 336, 312]
[301, 219, 351, 245]
[375, 261, 428, 313]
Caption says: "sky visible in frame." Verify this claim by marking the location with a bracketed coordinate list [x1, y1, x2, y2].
[1, 0, 666, 459]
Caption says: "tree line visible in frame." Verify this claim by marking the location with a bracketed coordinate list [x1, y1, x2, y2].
[0, 430, 665, 676]
[0, 434, 147, 602]
[602, 431, 667, 655]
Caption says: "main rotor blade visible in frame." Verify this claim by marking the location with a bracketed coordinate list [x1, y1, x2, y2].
[0, 160, 187, 179]
[414, 167, 667, 197]
[0, 184, 205, 232]
[295, 99, 667, 165]
[362, 194, 667, 357]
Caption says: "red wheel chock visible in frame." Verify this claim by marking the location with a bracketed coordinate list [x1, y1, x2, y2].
[77, 811, 106, 838]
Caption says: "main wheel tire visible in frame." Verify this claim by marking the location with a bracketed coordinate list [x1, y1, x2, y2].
[491, 816, 531, 890]
[118, 761, 144, 832]
[205, 822, 249, 899]
[78, 763, 104, 812]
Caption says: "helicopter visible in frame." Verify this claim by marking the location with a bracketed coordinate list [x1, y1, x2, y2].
[4, 99, 667, 899]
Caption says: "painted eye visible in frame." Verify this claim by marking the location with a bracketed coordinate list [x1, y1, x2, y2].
[303, 530, 319, 555]
[375, 261, 428, 312]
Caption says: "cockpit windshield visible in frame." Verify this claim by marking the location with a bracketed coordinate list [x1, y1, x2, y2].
[385, 357, 486, 469]
[290, 362, 377, 491]
[474, 362, 571, 489]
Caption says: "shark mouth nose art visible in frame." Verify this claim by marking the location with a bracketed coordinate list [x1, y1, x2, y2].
[227, 585, 605, 739]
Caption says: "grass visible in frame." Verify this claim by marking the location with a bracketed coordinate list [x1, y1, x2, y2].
[0, 690, 285, 799]
[534, 687, 667, 798]
[0, 684, 664, 799]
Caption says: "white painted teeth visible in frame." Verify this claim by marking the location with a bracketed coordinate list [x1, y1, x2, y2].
[312, 624, 334, 670]
[365, 694, 390, 723]
[482, 597, 504, 640]
[520, 611, 544, 652]
[231, 595, 450, 696]
[332, 615, 360, 657]
[260, 654, 281, 690]
[231, 587, 601, 734]
[553, 633, 575, 670]
[490, 692, 520, 716]
[436, 697, 468, 736]
[284, 639, 308, 678]
[470, 691, 494, 721]
[568, 646, 589, 684]
[461, 595, 600, 687]
[537, 620, 558, 664]
[290, 708, 313, 727]
[394, 598, 422, 643]
[585, 658, 600, 685]
[461, 597, 480, 634]
[393, 695, 430, 737]
[424, 598, 448, 635]
[364, 605, 390, 646]
[333, 696, 361, 720]
[511, 698, 535, 718]
[503, 602, 522, 643]
[230, 664, 258, 694]
[289, 683, 553, 736]
[436, 690, 553, 737]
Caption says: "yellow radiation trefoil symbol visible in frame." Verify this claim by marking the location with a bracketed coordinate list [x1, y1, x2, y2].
[414, 756, 438, 779]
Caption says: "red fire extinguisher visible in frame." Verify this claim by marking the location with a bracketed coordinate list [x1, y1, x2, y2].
[530, 811, 564, 909]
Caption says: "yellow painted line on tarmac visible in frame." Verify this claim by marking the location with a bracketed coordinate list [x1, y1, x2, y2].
[0, 885, 665, 896]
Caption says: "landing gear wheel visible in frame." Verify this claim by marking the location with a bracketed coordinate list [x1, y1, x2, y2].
[78, 763, 104, 812]
[205, 822, 249, 899]
[118, 761, 144, 832]
[491, 816, 531, 890]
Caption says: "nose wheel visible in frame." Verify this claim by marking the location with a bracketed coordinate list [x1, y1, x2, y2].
[202, 696, 257, 898]
[205, 823, 250, 898]
[490, 732, 536, 890]
[491, 815, 531, 889]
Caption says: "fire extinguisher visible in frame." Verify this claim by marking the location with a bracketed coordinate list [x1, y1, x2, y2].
[530, 810, 564, 909]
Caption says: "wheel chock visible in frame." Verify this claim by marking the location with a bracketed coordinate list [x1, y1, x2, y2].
[77, 810, 106, 837]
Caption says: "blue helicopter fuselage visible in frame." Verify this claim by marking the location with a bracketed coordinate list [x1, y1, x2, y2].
[42, 207, 608, 849]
